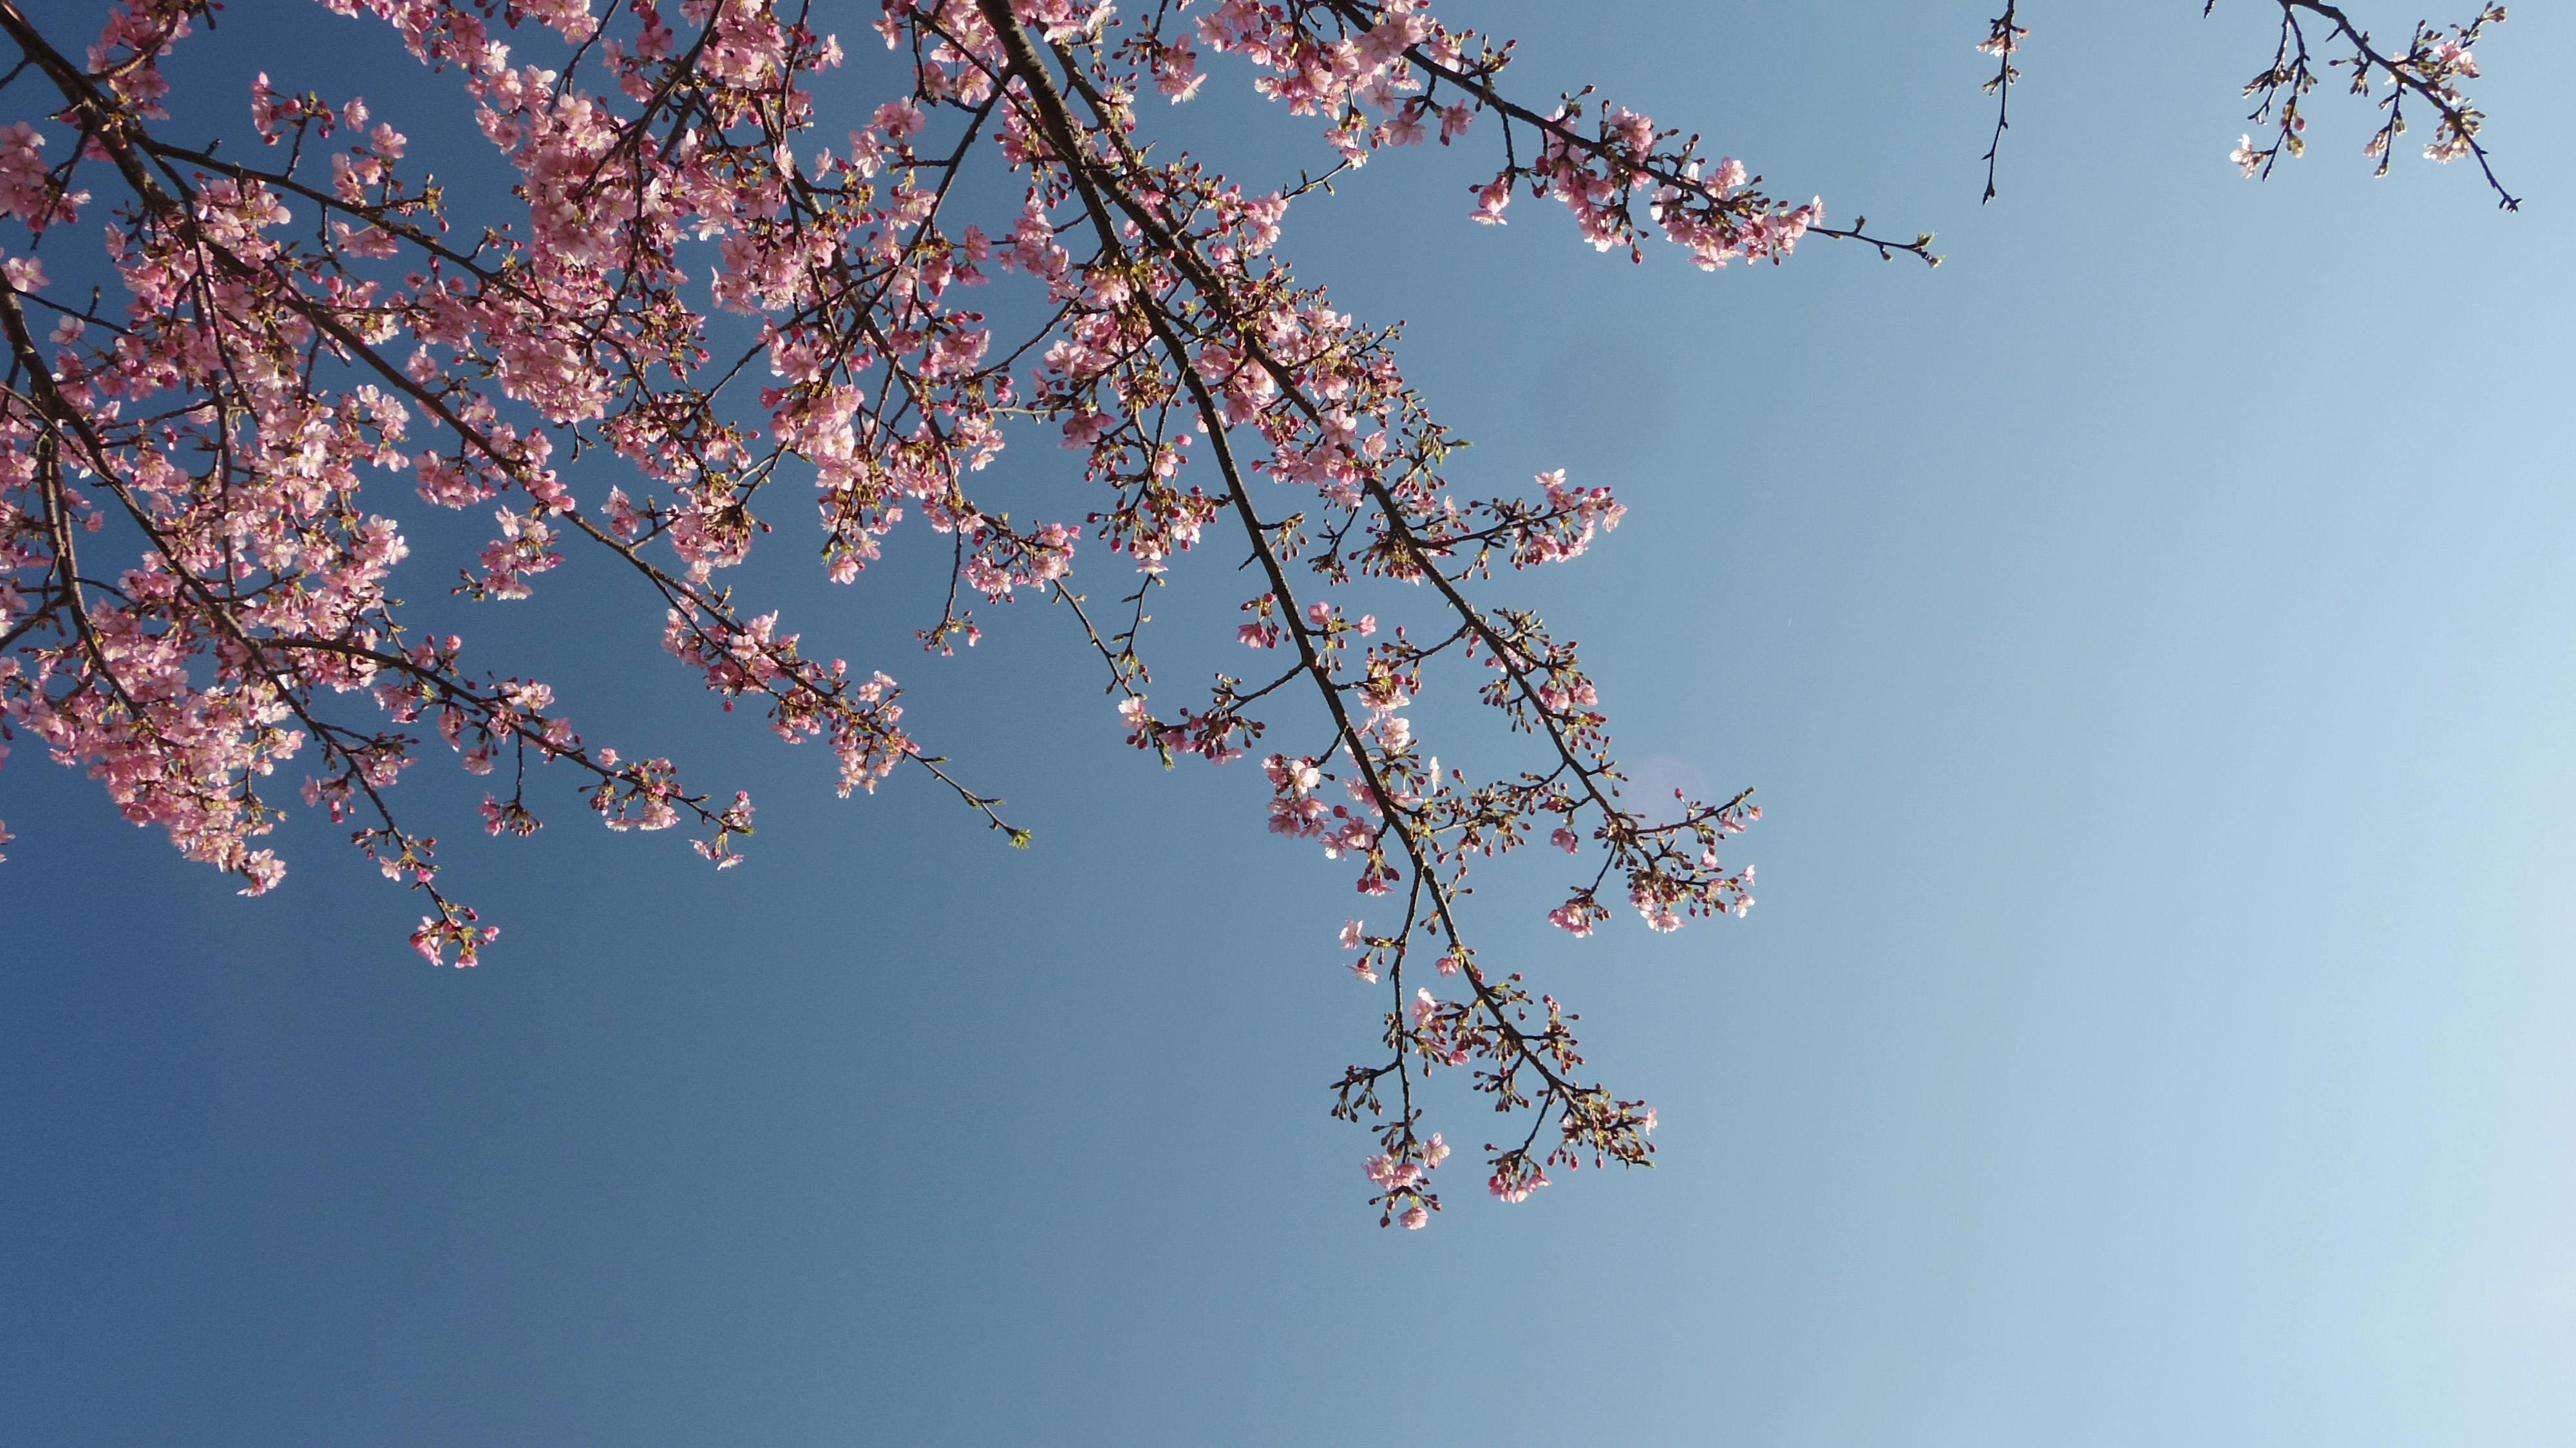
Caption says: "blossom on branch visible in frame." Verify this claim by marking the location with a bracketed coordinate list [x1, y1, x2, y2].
[0, 0, 2515, 1223]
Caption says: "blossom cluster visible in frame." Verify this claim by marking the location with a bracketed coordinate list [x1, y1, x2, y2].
[1971, 3, 2515, 206]
[2222, 1, 2512, 204]
[0, 0, 2512, 1219]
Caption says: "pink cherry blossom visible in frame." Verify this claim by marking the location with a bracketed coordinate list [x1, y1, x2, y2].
[0, 0, 2514, 1226]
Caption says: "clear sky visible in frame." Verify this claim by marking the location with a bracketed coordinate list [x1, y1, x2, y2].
[5, 3, 2571, 1444]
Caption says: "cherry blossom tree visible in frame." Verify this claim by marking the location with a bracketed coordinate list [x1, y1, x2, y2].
[0, 0, 2516, 1226]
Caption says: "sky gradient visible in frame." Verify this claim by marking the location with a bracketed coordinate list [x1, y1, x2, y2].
[5, 3, 2572, 1443]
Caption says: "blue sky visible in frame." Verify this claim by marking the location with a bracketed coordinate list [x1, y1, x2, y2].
[5, 3, 2572, 1443]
